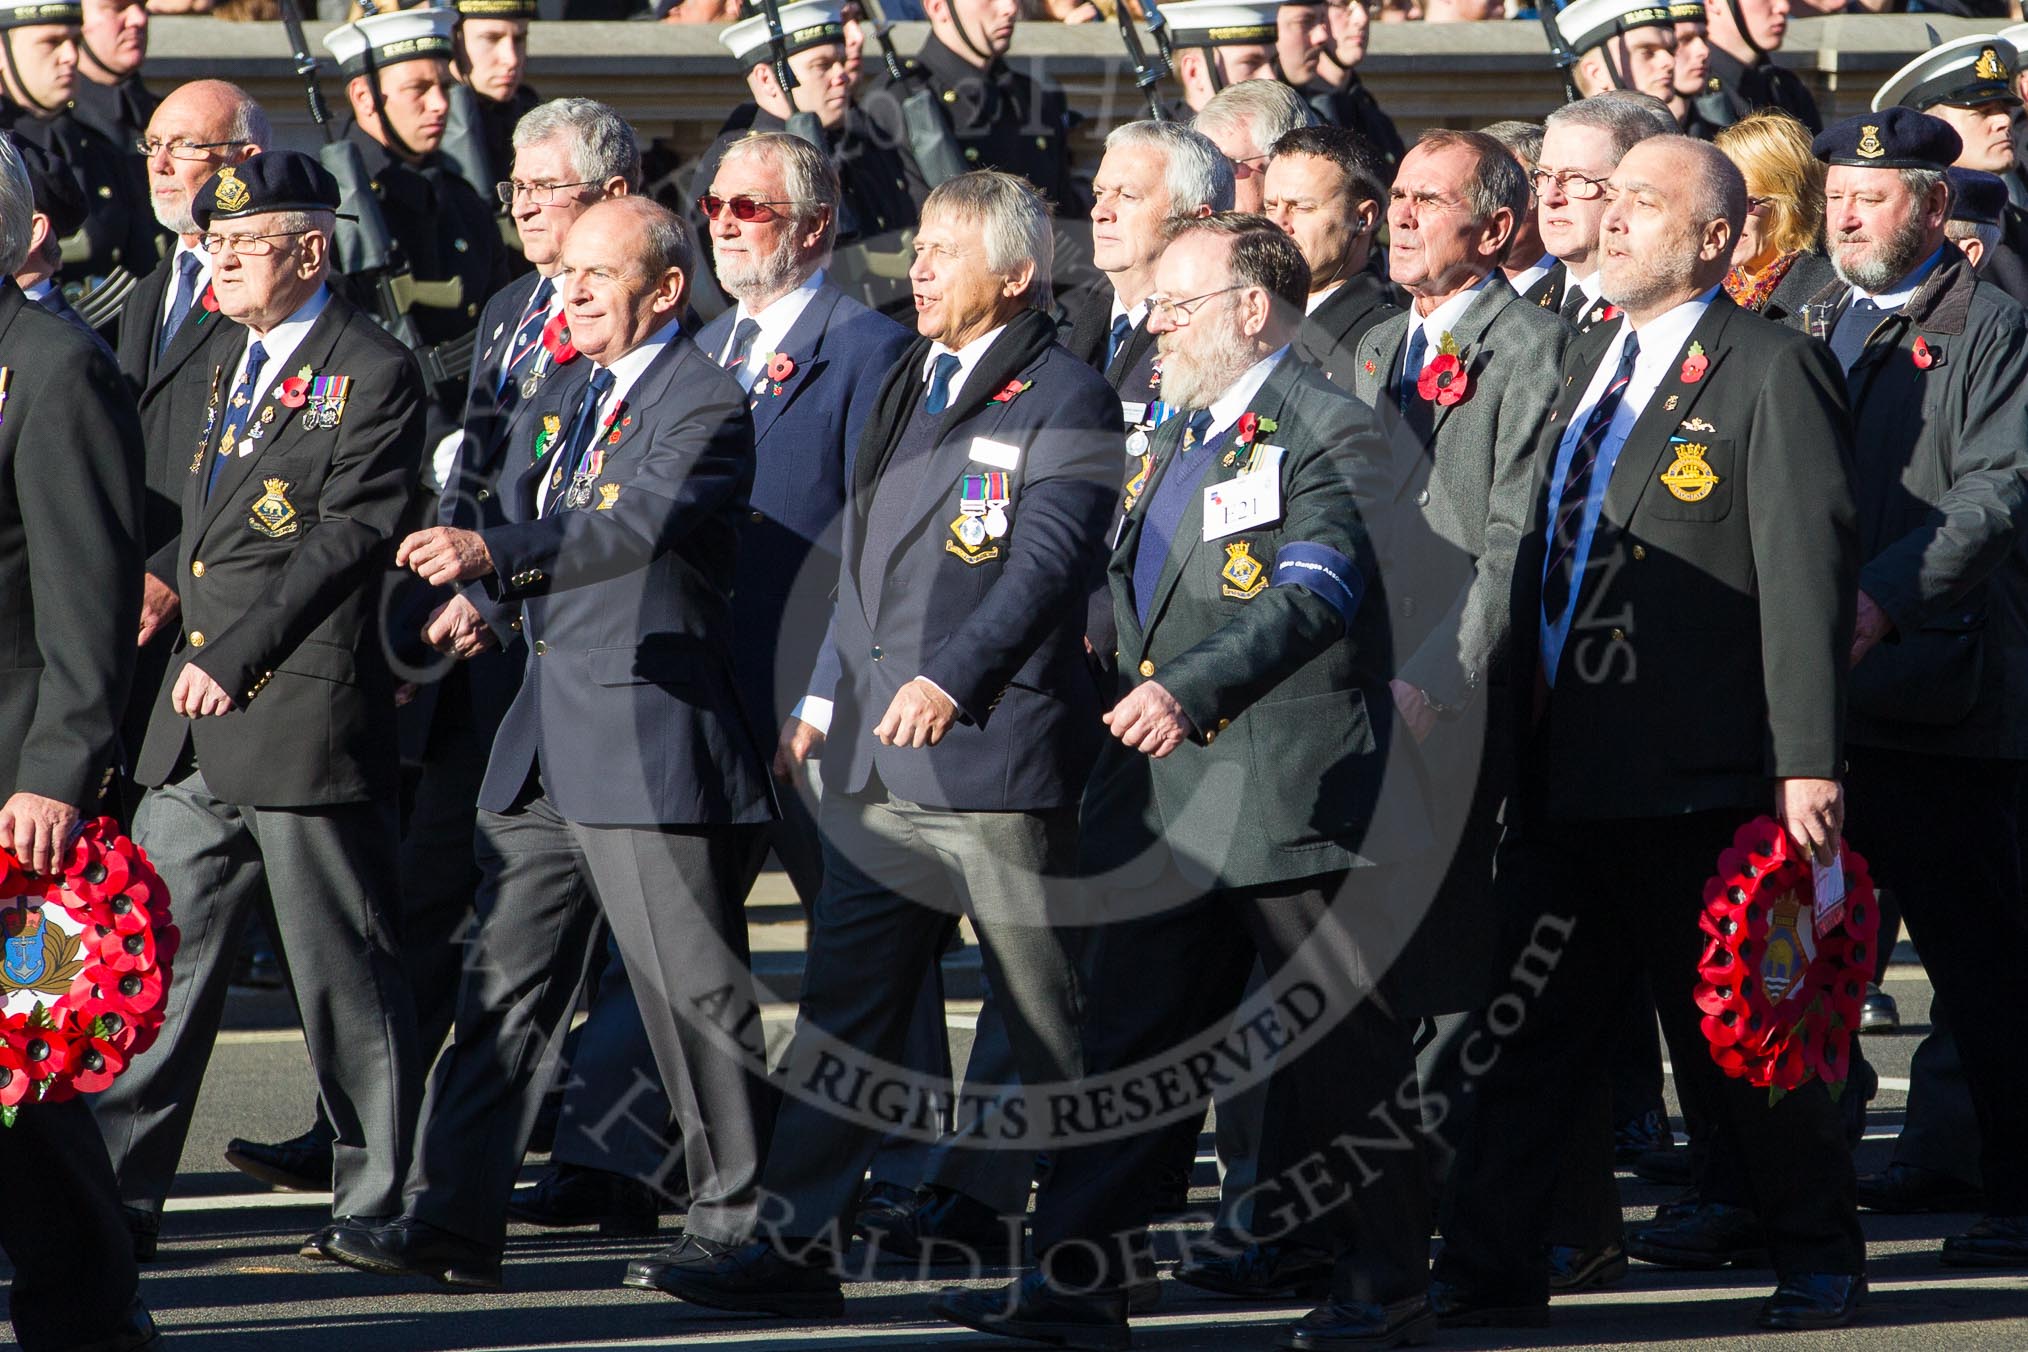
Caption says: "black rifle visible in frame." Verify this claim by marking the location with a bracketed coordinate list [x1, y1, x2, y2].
[861, 0, 967, 186]
[1538, 2, 1579, 104]
[759, 0, 828, 149]
[1115, 0, 1172, 120]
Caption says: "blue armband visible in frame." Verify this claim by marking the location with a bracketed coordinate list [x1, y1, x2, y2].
[1271, 542, 1363, 626]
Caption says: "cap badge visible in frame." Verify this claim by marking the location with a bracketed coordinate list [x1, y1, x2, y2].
[214, 167, 250, 213]
[1857, 125, 1885, 160]
[1974, 47, 2009, 83]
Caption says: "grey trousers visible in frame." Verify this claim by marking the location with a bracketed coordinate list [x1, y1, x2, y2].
[404, 785, 771, 1248]
[93, 769, 420, 1218]
[760, 792, 1088, 1244]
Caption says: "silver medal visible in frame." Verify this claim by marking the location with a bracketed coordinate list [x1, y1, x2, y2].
[983, 506, 1008, 539]
[957, 515, 988, 548]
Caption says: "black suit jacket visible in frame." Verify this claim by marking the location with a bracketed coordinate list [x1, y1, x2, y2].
[1518, 261, 1566, 314]
[1512, 295, 1858, 824]
[1293, 273, 1404, 390]
[134, 291, 428, 806]
[0, 280, 143, 805]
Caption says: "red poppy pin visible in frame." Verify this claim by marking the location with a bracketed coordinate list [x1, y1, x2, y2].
[1416, 333, 1471, 407]
[1680, 341, 1709, 383]
[1591, 303, 1621, 325]
[603, 402, 631, 446]
[278, 371, 311, 409]
[198, 286, 219, 314]
[1912, 336, 1939, 370]
[989, 379, 1032, 405]
[1363, 358, 1377, 376]
[540, 311, 577, 365]
[767, 351, 796, 384]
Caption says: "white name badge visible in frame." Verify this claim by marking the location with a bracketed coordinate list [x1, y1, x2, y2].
[969, 436, 1022, 471]
[1203, 446, 1284, 541]
[1120, 400, 1148, 429]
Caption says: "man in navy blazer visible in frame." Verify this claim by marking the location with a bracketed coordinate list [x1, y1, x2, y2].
[642, 171, 1120, 1315]
[221, 96, 641, 1198]
[320, 197, 778, 1292]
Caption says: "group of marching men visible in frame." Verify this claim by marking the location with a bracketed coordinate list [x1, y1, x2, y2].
[6, 1, 2028, 1351]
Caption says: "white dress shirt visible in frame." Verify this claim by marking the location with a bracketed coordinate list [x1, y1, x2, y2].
[537, 316, 683, 515]
[227, 285, 331, 414]
[1507, 255, 1557, 298]
[1200, 345, 1289, 442]
[919, 321, 1009, 406]
[1401, 273, 1494, 383]
[721, 268, 826, 390]
[160, 240, 213, 330]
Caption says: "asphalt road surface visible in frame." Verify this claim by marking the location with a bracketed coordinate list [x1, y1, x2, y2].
[6, 952, 2025, 1351]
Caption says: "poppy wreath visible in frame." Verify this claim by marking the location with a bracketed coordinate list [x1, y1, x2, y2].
[0, 818, 176, 1126]
[1693, 816, 1876, 1101]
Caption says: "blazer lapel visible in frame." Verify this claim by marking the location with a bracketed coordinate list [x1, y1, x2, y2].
[148, 279, 230, 397]
[193, 304, 350, 539]
[1599, 301, 1736, 530]
[510, 367, 588, 523]
[1354, 312, 1406, 408]
[750, 287, 840, 442]
[1425, 281, 1511, 439]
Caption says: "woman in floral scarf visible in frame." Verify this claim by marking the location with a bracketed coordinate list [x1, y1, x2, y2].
[1715, 110, 1838, 324]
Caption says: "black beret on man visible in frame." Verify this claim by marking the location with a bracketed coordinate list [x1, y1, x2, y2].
[1811, 106, 1963, 171]
[191, 150, 344, 231]
[1947, 166, 2010, 227]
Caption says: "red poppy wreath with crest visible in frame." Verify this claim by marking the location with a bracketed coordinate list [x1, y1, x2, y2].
[0, 819, 176, 1125]
[1694, 817, 1876, 1100]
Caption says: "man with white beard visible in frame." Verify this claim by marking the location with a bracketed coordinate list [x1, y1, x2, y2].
[114, 78, 271, 814]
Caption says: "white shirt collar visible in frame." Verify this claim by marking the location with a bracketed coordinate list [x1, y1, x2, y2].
[21, 278, 55, 303]
[597, 315, 685, 409]
[921, 320, 1011, 407]
[1622, 286, 1716, 368]
[1202, 345, 1290, 441]
[162, 240, 214, 324]
[1109, 290, 1149, 331]
[1507, 255, 1557, 295]
[1567, 268, 1600, 305]
[727, 267, 826, 374]
[235, 284, 331, 403]
[1402, 272, 1494, 372]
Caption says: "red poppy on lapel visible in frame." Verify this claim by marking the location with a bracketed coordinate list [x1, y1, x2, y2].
[278, 376, 310, 408]
[1680, 342, 1709, 384]
[989, 379, 1032, 405]
[1912, 336, 1938, 370]
[766, 351, 796, 384]
[198, 287, 219, 314]
[540, 311, 576, 365]
[1417, 353, 1471, 406]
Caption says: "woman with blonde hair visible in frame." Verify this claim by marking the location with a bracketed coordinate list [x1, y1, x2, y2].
[1715, 109, 1837, 322]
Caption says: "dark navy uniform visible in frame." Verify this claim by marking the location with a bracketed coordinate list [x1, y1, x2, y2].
[1697, 43, 1821, 135]
[0, 100, 158, 297]
[1308, 76, 1404, 174]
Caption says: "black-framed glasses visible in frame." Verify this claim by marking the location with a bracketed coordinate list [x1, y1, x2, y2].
[497, 179, 597, 206]
[696, 194, 804, 223]
[1529, 168, 1611, 201]
[135, 137, 250, 162]
[1147, 285, 1244, 326]
[1228, 152, 1270, 179]
[199, 230, 309, 257]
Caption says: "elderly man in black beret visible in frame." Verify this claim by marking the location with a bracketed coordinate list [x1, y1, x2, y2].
[91, 149, 430, 1266]
[1790, 105, 2028, 1272]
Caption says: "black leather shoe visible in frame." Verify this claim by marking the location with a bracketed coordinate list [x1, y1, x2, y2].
[1858, 1163, 1985, 1215]
[1175, 1241, 1335, 1300]
[506, 1163, 660, 1236]
[1548, 1240, 1627, 1294]
[1631, 1145, 1693, 1186]
[1426, 1278, 1550, 1328]
[1625, 1203, 1768, 1270]
[1283, 1296, 1437, 1350]
[224, 1128, 333, 1192]
[123, 1206, 158, 1264]
[1941, 1215, 2028, 1267]
[301, 1214, 390, 1260]
[64, 1298, 162, 1352]
[1613, 1107, 1672, 1164]
[852, 1180, 922, 1238]
[1755, 1273, 1863, 1329]
[860, 1185, 1024, 1268]
[624, 1236, 844, 1316]
[929, 1270, 1131, 1351]
[319, 1215, 503, 1290]
[1859, 983, 1899, 1033]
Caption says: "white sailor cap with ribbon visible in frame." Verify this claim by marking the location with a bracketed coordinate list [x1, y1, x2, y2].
[0, 0, 82, 30]
[1162, 0, 1282, 50]
[721, 0, 847, 66]
[1873, 34, 2017, 113]
[1552, 0, 1679, 58]
[324, 5, 460, 79]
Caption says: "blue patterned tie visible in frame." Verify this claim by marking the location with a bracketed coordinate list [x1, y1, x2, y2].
[924, 352, 961, 414]
[1541, 332, 1640, 627]
[1397, 325, 1428, 417]
[158, 251, 203, 361]
[544, 366, 616, 515]
[1106, 313, 1132, 370]
[723, 317, 762, 376]
[496, 276, 555, 398]
[207, 339, 266, 502]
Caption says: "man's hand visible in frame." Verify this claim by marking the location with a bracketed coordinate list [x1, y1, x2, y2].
[397, 527, 495, 587]
[171, 662, 237, 718]
[774, 716, 826, 791]
[1103, 680, 1194, 758]
[0, 792, 80, 876]
[1777, 777, 1844, 864]
[425, 594, 499, 660]
[1850, 590, 1893, 667]
[138, 573, 180, 647]
[1389, 679, 1439, 745]
[874, 678, 958, 749]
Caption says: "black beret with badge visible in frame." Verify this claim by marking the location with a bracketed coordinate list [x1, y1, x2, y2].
[1873, 34, 2016, 114]
[1811, 106, 1963, 172]
[1946, 166, 2009, 227]
[192, 151, 343, 231]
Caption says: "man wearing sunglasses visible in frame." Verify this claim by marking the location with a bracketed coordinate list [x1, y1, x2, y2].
[0, 0, 157, 304]
[94, 149, 429, 1271]
[688, 0, 919, 316]
[1192, 77, 1313, 215]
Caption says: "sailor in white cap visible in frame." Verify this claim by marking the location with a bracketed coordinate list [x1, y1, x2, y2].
[1162, 0, 1281, 114]
[1552, 0, 1690, 103]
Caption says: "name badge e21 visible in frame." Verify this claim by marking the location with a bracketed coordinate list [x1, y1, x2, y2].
[1203, 447, 1284, 541]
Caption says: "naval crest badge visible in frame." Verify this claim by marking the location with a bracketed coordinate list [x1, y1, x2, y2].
[1, 903, 85, 999]
[1975, 46, 2009, 83]
[1661, 441, 1720, 502]
[1220, 540, 1267, 599]
[1857, 125, 1885, 160]
[597, 483, 621, 510]
[213, 166, 251, 214]
[249, 478, 300, 537]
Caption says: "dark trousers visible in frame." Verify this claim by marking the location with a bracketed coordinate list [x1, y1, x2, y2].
[1437, 812, 1863, 1298]
[0, 1099, 141, 1351]
[1034, 866, 1429, 1305]
[1893, 1003, 1980, 1186]
[1846, 747, 2028, 1212]
[404, 780, 772, 1248]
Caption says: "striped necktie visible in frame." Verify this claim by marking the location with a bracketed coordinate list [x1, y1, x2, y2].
[1541, 332, 1640, 627]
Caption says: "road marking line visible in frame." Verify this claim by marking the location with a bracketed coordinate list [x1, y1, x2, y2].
[165, 1192, 333, 1211]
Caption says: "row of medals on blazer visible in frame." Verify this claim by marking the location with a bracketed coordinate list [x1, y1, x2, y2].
[189, 363, 354, 540]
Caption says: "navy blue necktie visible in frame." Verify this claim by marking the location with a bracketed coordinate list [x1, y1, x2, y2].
[1541, 332, 1640, 627]
[1397, 325, 1428, 417]
[159, 251, 203, 361]
[544, 366, 616, 515]
[1106, 313, 1133, 371]
[1132, 410, 1217, 627]
[924, 352, 961, 414]
[724, 317, 762, 376]
[207, 339, 266, 502]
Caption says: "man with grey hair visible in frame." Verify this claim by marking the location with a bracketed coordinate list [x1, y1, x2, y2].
[1785, 107, 2028, 1273]
[647, 171, 1118, 1316]
[1532, 92, 1673, 324]
[0, 128, 159, 1352]
[326, 195, 779, 1292]
[94, 150, 429, 1269]
[1432, 133, 1866, 1333]
[1193, 76, 1314, 213]
[1483, 119, 1560, 306]
[222, 93, 640, 1206]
